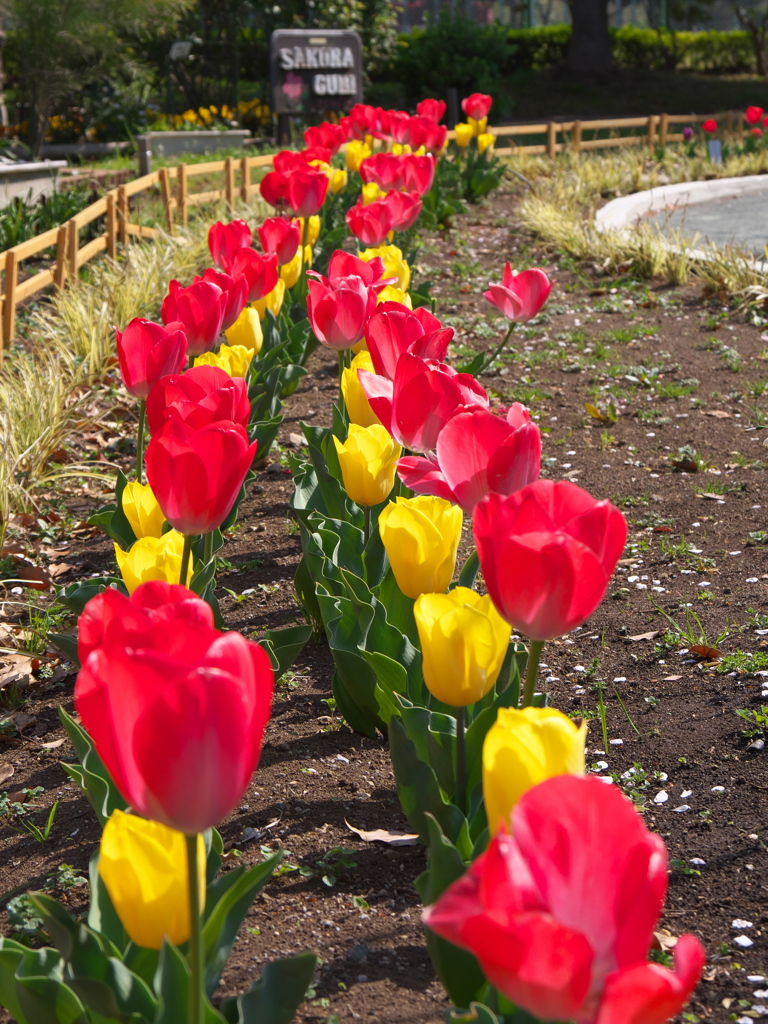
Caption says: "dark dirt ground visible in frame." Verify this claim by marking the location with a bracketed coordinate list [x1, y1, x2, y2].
[2, 184, 768, 1024]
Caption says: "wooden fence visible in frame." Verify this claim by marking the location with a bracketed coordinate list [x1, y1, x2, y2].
[0, 111, 746, 358]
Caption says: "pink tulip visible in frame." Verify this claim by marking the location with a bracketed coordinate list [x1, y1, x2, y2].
[346, 199, 394, 247]
[160, 279, 227, 357]
[416, 98, 446, 123]
[146, 365, 250, 435]
[461, 92, 493, 120]
[193, 268, 248, 332]
[326, 250, 391, 292]
[258, 216, 301, 265]
[473, 481, 627, 641]
[229, 248, 279, 303]
[359, 352, 487, 452]
[397, 404, 541, 513]
[384, 189, 422, 232]
[359, 153, 406, 191]
[115, 318, 187, 401]
[424, 775, 705, 1024]
[207, 219, 252, 273]
[484, 265, 552, 322]
[366, 303, 453, 380]
[307, 271, 377, 351]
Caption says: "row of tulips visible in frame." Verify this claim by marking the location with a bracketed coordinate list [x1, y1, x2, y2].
[1, 93, 704, 1024]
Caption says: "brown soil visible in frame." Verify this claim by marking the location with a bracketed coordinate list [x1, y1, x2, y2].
[2, 185, 768, 1024]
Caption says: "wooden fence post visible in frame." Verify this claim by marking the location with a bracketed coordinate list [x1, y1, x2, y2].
[225, 157, 235, 208]
[240, 156, 249, 203]
[117, 185, 128, 246]
[737, 111, 745, 141]
[158, 168, 174, 232]
[53, 224, 68, 289]
[178, 163, 188, 228]
[67, 219, 79, 276]
[546, 121, 556, 159]
[573, 120, 582, 153]
[659, 113, 669, 147]
[106, 192, 117, 258]
[647, 115, 657, 150]
[3, 248, 18, 349]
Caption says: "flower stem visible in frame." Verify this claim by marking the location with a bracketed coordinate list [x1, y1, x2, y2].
[185, 834, 203, 1024]
[338, 349, 351, 425]
[135, 400, 146, 483]
[297, 215, 309, 300]
[363, 506, 371, 546]
[180, 535, 193, 587]
[521, 639, 544, 708]
[486, 322, 516, 370]
[455, 705, 466, 816]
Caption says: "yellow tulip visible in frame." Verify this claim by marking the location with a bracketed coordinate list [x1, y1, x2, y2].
[280, 245, 312, 288]
[195, 343, 254, 377]
[468, 116, 488, 136]
[121, 481, 166, 540]
[483, 707, 588, 835]
[362, 182, 386, 206]
[222, 306, 263, 354]
[296, 215, 320, 246]
[376, 285, 412, 308]
[351, 336, 368, 355]
[330, 167, 348, 193]
[341, 351, 381, 428]
[454, 123, 474, 148]
[346, 139, 372, 171]
[414, 588, 510, 707]
[332, 424, 402, 507]
[98, 810, 205, 950]
[115, 531, 190, 594]
[391, 143, 412, 156]
[360, 244, 411, 291]
[477, 132, 495, 155]
[251, 279, 285, 320]
[378, 495, 462, 599]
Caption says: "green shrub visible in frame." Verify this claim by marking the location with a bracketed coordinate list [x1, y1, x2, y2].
[611, 26, 754, 73]
[506, 25, 571, 71]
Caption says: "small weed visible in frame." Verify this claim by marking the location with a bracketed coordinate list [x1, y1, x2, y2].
[717, 651, 768, 675]
[745, 530, 768, 547]
[650, 599, 729, 649]
[315, 847, 358, 888]
[734, 705, 768, 738]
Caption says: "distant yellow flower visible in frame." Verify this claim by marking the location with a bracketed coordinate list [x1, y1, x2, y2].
[359, 244, 411, 291]
[251, 279, 286, 320]
[223, 306, 263, 354]
[296, 215, 320, 246]
[468, 115, 488, 136]
[377, 285, 412, 308]
[115, 531, 190, 594]
[391, 143, 412, 156]
[280, 245, 312, 288]
[378, 495, 462, 599]
[341, 351, 381, 428]
[99, 810, 205, 950]
[477, 132, 495, 154]
[330, 167, 348, 193]
[195, 343, 254, 377]
[346, 139, 372, 171]
[362, 182, 386, 206]
[121, 481, 166, 540]
[333, 424, 402, 507]
[454, 123, 473, 148]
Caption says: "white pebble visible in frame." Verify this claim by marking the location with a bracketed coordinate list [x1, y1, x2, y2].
[730, 551, 742, 556]
[594, 760, 609, 770]
[680, 789, 693, 799]
[698, 582, 711, 588]
[711, 785, 725, 793]
[609, 738, 624, 745]
[654, 791, 669, 804]
[673, 804, 691, 812]
[690, 858, 706, 866]
[746, 577, 760, 583]
[573, 665, 586, 673]
[748, 976, 766, 983]
[613, 676, 627, 683]
[754, 990, 768, 999]
[733, 919, 754, 929]
[735, 935, 755, 948]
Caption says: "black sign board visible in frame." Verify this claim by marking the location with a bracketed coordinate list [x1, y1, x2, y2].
[270, 29, 363, 115]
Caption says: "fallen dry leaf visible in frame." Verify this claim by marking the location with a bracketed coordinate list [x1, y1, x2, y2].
[49, 563, 77, 580]
[12, 565, 52, 591]
[702, 409, 731, 418]
[0, 764, 14, 784]
[627, 631, 660, 642]
[39, 738, 66, 749]
[11, 712, 37, 735]
[689, 644, 722, 661]
[699, 493, 723, 501]
[653, 929, 679, 951]
[662, 675, 684, 681]
[346, 821, 418, 846]
[0, 654, 36, 689]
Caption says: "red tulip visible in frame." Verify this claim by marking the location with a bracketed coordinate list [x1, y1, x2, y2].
[366, 303, 453, 380]
[461, 92, 493, 120]
[751, 126, 763, 137]
[348, 103, 389, 139]
[115, 318, 187, 401]
[258, 216, 301, 265]
[346, 198, 394, 247]
[416, 98, 446, 123]
[424, 775, 705, 1024]
[229, 247, 279, 303]
[302, 145, 333, 165]
[75, 581, 273, 834]
[193, 268, 248, 332]
[307, 270, 377, 350]
[360, 152, 406, 191]
[359, 352, 488, 452]
[702, 118, 717, 133]
[384, 189, 422, 232]
[272, 150, 309, 174]
[146, 365, 250, 435]
[286, 167, 329, 217]
[473, 481, 627, 641]
[409, 117, 447, 153]
[146, 416, 257, 536]
[160, 279, 227, 357]
[401, 154, 435, 196]
[304, 122, 346, 154]
[398, 404, 541, 513]
[746, 105, 764, 125]
[207, 219, 252, 273]
[259, 170, 289, 208]
[327, 250, 391, 291]
[484, 265, 552, 322]
[388, 110, 413, 145]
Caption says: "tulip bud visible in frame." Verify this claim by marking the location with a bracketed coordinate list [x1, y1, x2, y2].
[114, 530, 191, 593]
[415, 588, 509, 707]
[477, 132, 495, 154]
[346, 139, 372, 171]
[483, 706, 587, 834]
[332, 424, 402, 507]
[454, 123, 474, 148]
[195, 343, 254, 378]
[224, 306, 264, 354]
[280, 245, 313, 289]
[341, 351, 381, 428]
[378, 495, 462, 599]
[121, 481, 166, 540]
[98, 810, 205, 949]
[251, 279, 286, 320]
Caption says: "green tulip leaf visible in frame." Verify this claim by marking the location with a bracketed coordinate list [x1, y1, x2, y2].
[58, 708, 127, 827]
[87, 849, 129, 952]
[448, 1003, 502, 1024]
[87, 469, 137, 550]
[0, 939, 89, 1024]
[55, 577, 124, 616]
[219, 952, 317, 1024]
[260, 623, 312, 679]
[47, 631, 80, 667]
[456, 548, 480, 589]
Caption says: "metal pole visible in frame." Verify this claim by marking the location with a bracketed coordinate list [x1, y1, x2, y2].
[527, 0, 535, 27]
[659, 0, 667, 26]
[630, 0, 636, 24]
[615, 0, 622, 27]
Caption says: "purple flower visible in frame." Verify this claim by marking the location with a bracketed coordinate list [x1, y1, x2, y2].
[683, 126, 694, 141]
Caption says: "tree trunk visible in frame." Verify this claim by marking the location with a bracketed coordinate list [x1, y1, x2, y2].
[567, 0, 612, 76]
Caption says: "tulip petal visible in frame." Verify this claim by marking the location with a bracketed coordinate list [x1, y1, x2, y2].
[396, 454, 457, 503]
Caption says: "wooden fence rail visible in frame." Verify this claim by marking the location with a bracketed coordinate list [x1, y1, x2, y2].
[0, 111, 745, 357]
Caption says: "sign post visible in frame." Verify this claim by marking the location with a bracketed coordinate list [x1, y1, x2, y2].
[270, 29, 363, 121]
